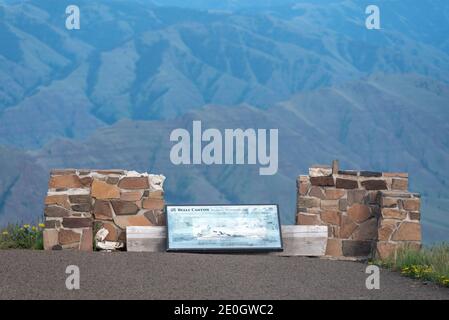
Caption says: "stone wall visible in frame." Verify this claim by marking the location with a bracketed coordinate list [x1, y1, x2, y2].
[43, 169, 165, 251]
[296, 161, 421, 259]
[376, 191, 421, 259]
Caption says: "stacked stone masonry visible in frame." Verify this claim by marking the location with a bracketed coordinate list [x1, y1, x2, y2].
[296, 162, 421, 259]
[43, 169, 165, 251]
[376, 191, 421, 259]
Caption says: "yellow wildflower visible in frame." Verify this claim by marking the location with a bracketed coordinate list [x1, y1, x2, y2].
[2, 231, 8, 236]
[38, 223, 45, 228]
[23, 224, 30, 229]
[31, 226, 37, 231]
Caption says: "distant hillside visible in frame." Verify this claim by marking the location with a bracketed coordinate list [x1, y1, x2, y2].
[0, 1, 448, 242]
[17, 74, 448, 243]
[0, 146, 48, 226]
[1, 0, 449, 148]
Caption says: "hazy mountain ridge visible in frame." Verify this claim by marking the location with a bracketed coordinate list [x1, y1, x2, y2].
[13, 74, 447, 242]
[0, 1, 448, 242]
[0, 145, 48, 226]
[1, 1, 449, 148]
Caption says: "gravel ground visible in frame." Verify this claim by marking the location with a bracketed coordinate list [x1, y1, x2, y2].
[0, 250, 448, 300]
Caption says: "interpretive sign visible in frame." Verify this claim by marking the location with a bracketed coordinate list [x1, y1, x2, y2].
[166, 204, 283, 252]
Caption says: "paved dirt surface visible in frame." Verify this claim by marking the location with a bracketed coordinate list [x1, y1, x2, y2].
[0, 250, 448, 300]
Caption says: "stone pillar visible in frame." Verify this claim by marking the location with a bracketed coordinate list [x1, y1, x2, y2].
[332, 159, 339, 175]
[296, 166, 378, 258]
[375, 190, 421, 259]
[43, 169, 166, 251]
[296, 162, 420, 259]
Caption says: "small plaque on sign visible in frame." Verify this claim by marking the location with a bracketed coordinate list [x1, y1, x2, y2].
[166, 204, 283, 252]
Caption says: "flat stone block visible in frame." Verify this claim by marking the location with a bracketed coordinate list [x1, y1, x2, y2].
[342, 240, 372, 257]
[93, 200, 113, 220]
[378, 224, 395, 241]
[80, 228, 93, 251]
[114, 215, 153, 229]
[320, 199, 339, 210]
[336, 178, 358, 189]
[361, 179, 387, 190]
[392, 222, 421, 241]
[340, 215, 357, 238]
[91, 180, 120, 199]
[352, 218, 378, 241]
[142, 198, 165, 210]
[338, 199, 348, 211]
[347, 204, 371, 223]
[49, 175, 82, 189]
[360, 171, 382, 177]
[50, 169, 77, 175]
[347, 189, 367, 205]
[325, 188, 346, 200]
[296, 213, 320, 225]
[43, 229, 59, 250]
[59, 229, 81, 245]
[111, 200, 140, 215]
[383, 172, 408, 178]
[120, 191, 144, 201]
[298, 197, 320, 208]
[69, 195, 92, 204]
[309, 165, 332, 177]
[338, 170, 358, 176]
[71, 203, 92, 212]
[310, 176, 335, 187]
[309, 186, 325, 199]
[45, 195, 71, 210]
[402, 198, 420, 211]
[118, 177, 149, 189]
[62, 217, 92, 228]
[320, 210, 340, 225]
[376, 242, 397, 260]
[381, 197, 399, 208]
[382, 208, 407, 220]
[44, 205, 71, 217]
[144, 210, 165, 226]
[326, 238, 343, 256]
[409, 211, 420, 221]
[391, 178, 408, 190]
[380, 191, 413, 198]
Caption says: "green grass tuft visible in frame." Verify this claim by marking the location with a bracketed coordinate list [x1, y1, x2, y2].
[374, 243, 449, 287]
[0, 223, 45, 250]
